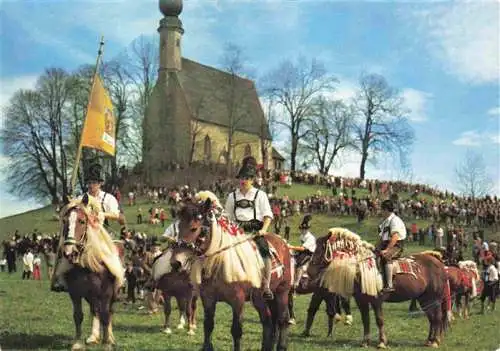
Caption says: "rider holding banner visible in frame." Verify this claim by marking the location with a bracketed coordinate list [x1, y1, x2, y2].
[51, 162, 125, 292]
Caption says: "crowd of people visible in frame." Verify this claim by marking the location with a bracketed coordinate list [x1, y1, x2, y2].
[2, 162, 499, 314]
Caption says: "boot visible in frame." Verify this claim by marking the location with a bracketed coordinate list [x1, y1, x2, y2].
[294, 267, 304, 289]
[262, 258, 274, 300]
[383, 263, 395, 293]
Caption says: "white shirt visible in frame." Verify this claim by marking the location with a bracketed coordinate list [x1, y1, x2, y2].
[225, 187, 273, 222]
[487, 264, 499, 282]
[23, 252, 34, 271]
[33, 257, 41, 267]
[300, 231, 317, 253]
[379, 213, 407, 241]
[79, 190, 120, 217]
[162, 220, 180, 241]
[436, 228, 444, 238]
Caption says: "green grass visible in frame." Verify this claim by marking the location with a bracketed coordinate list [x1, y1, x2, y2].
[1, 184, 499, 350]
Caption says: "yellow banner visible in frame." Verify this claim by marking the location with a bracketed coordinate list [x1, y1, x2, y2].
[81, 75, 116, 155]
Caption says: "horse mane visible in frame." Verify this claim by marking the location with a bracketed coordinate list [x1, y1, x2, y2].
[418, 250, 443, 261]
[458, 260, 479, 277]
[61, 196, 124, 288]
[190, 191, 263, 288]
[320, 228, 382, 298]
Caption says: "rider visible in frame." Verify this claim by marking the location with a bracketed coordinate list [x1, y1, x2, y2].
[51, 162, 125, 292]
[225, 156, 274, 300]
[377, 199, 407, 293]
[289, 214, 316, 289]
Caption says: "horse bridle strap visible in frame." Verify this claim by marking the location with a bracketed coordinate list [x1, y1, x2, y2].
[198, 236, 256, 260]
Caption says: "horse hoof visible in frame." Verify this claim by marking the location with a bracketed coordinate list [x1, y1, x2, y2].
[300, 331, 310, 338]
[85, 336, 99, 345]
[377, 342, 387, 349]
[177, 323, 185, 330]
[344, 315, 353, 326]
[288, 318, 296, 325]
[190, 324, 197, 330]
[187, 329, 196, 336]
[361, 342, 369, 348]
[334, 314, 342, 323]
[71, 342, 85, 351]
[425, 341, 439, 348]
[162, 328, 172, 335]
[103, 344, 114, 351]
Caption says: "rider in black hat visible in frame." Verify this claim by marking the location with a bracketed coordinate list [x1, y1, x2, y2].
[289, 214, 316, 289]
[225, 156, 275, 300]
[377, 200, 407, 293]
[51, 162, 126, 293]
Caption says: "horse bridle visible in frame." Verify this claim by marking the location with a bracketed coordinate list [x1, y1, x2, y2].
[61, 206, 89, 261]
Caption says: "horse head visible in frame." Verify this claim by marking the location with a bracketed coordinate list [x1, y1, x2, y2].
[170, 243, 197, 273]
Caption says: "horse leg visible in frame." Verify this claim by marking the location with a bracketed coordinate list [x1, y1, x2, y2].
[176, 296, 187, 330]
[372, 299, 387, 349]
[464, 293, 470, 319]
[274, 290, 290, 351]
[162, 294, 173, 334]
[420, 296, 439, 348]
[230, 300, 244, 351]
[302, 291, 323, 337]
[190, 295, 198, 331]
[341, 296, 353, 325]
[287, 289, 295, 324]
[186, 294, 197, 335]
[86, 307, 100, 345]
[99, 300, 112, 348]
[355, 297, 371, 347]
[201, 297, 217, 351]
[252, 292, 273, 351]
[70, 295, 84, 351]
[325, 294, 336, 337]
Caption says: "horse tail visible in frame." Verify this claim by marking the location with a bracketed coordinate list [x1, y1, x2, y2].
[441, 278, 452, 333]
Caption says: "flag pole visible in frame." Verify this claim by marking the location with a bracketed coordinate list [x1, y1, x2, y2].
[70, 35, 105, 197]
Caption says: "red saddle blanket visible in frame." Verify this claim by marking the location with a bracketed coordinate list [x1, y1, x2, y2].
[393, 258, 419, 277]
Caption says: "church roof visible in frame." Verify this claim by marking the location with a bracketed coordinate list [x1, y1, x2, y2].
[177, 58, 272, 139]
[272, 147, 285, 160]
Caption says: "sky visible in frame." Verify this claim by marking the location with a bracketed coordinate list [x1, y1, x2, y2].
[0, 0, 499, 218]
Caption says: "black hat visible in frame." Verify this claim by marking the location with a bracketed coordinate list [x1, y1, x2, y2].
[85, 163, 104, 183]
[236, 156, 257, 179]
[299, 214, 312, 230]
[381, 200, 395, 212]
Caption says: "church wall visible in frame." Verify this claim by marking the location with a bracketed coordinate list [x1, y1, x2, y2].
[191, 120, 274, 168]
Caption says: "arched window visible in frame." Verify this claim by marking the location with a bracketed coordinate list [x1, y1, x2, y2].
[203, 135, 212, 161]
[244, 144, 252, 157]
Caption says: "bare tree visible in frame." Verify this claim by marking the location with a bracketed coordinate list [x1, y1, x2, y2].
[302, 97, 353, 175]
[261, 57, 337, 172]
[455, 150, 493, 198]
[218, 43, 253, 175]
[352, 73, 414, 179]
[1, 68, 75, 203]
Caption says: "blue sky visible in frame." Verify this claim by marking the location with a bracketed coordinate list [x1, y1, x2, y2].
[1, 0, 499, 218]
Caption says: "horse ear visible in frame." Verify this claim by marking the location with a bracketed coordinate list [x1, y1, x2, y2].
[62, 194, 71, 206]
[82, 193, 89, 206]
[203, 197, 213, 212]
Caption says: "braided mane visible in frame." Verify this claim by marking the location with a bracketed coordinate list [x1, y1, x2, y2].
[320, 228, 382, 298]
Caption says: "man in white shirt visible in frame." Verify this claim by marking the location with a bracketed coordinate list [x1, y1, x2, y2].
[225, 156, 274, 300]
[51, 163, 126, 292]
[377, 200, 407, 293]
[288, 215, 316, 289]
[162, 220, 180, 243]
[22, 249, 34, 279]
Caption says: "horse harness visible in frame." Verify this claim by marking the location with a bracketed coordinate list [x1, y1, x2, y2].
[233, 190, 263, 233]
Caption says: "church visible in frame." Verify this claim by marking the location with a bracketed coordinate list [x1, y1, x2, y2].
[142, 0, 285, 184]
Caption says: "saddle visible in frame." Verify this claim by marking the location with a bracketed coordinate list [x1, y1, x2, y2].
[392, 257, 419, 278]
[250, 239, 284, 278]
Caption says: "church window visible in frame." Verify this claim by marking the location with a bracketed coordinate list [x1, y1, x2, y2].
[204, 135, 212, 161]
[244, 144, 252, 157]
[176, 39, 180, 47]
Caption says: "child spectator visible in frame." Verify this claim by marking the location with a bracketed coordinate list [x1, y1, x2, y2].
[125, 263, 137, 305]
[32, 254, 42, 281]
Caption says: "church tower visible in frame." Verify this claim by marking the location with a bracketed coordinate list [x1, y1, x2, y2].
[142, 0, 191, 184]
[158, 0, 184, 76]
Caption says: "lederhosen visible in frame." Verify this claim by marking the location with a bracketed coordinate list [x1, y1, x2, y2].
[233, 190, 271, 258]
[295, 234, 314, 267]
[379, 216, 404, 264]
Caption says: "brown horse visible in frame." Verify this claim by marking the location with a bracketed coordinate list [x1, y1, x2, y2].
[307, 228, 450, 348]
[446, 261, 481, 320]
[171, 191, 293, 351]
[151, 246, 198, 335]
[51, 195, 124, 351]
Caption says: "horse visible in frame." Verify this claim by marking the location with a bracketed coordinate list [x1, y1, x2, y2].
[307, 228, 450, 348]
[51, 194, 124, 351]
[289, 274, 351, 338]
[447, 261, 481, 320]
[150, 245, 198, 335]
[170, 191, 293, 351]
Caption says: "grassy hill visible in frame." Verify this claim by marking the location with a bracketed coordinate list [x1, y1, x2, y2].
[0, 184, 499, 350]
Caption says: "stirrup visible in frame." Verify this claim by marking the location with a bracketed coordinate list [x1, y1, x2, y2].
[382, 286, 395, 293]
[263, 289, 274, 300]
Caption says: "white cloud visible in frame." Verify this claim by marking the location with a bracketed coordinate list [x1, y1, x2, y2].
[487, 106, 500, 117]
[412, 2, 500, 84]
[401, 88, 432, 122]
[0, 75, 38, 126]
[452, 130, 500, 147]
